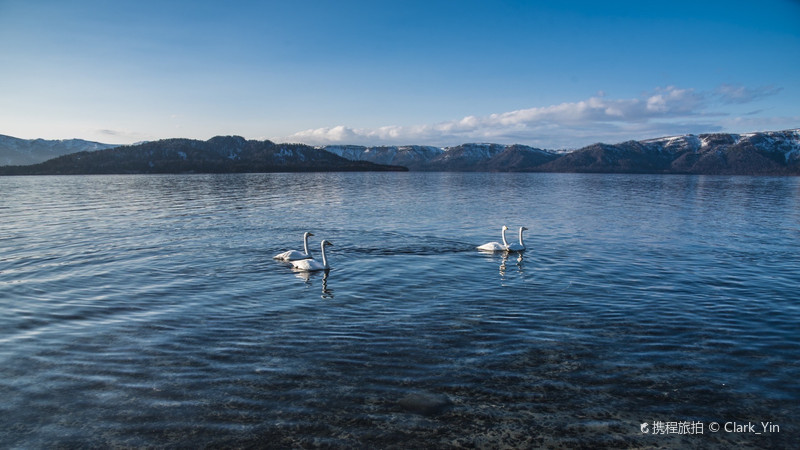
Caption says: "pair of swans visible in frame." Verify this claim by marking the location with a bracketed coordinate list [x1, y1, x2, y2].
[477, 225, 528, 252]
[277, 226, 525, 271]
[273, 231, 333, 272]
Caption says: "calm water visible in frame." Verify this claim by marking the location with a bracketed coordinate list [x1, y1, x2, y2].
[1, 172, 798, 448]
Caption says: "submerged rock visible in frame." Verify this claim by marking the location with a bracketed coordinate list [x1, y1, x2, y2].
[398, 392, 453, 416]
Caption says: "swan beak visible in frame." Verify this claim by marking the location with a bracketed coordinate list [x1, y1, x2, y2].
[308, 233, 315, 236]
[325, 241, 334, 246]
[522, 227, 529, 231]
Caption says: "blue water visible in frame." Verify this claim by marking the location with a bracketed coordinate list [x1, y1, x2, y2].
[1, 172, 798, 448]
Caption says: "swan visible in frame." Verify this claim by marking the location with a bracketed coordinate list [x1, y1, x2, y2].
[274, 232, 314, 261]
[477, 225, 509, 251]
[506, 226, 528, 252]
[291, 240, 333, 272]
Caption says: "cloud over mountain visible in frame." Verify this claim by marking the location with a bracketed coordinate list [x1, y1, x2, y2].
[287, 85, 789, 149]
[715, 84, 783, 104]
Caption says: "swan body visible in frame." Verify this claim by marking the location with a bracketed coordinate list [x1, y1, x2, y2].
[274, 232, 314, 261]
[291, 240, 333, 272]
[506, 226, 528, 252]
[477, 225, 509, 251]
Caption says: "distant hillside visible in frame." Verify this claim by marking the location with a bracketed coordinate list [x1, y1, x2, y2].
[538, 129, 800, 175]
[324, 145, 444, 171]
[0, 135, 117, 165]
[0, 136, 407, 175]
[3, 128, 799, 175]
[323, 143, 559, 171]
[476, 145, 560, 172]
[326, 129, 800, 174]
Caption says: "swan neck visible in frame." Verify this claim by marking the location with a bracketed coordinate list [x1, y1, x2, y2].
[320, 242, 328, 268]
[501, 227, 509, 247]
[518, 228, 525, 247]
[303, 233, 310, 255]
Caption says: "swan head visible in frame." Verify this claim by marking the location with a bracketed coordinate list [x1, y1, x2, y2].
[304, 232, 315, 237]
[322, 240, 333, 247]
[521, 227, 528, 231]
[502, 225, 509, 230]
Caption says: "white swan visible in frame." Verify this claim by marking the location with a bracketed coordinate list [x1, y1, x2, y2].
[291, 240, 333, 272]
[506, 226, 528, 252]
[274, 232, 314, 261]
[477, 225, 509, 251]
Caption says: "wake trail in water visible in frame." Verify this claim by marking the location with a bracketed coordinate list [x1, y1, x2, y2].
[266, 228, 479, 257]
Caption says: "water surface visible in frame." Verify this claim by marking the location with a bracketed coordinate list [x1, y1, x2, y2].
[1, 173, 798, 448]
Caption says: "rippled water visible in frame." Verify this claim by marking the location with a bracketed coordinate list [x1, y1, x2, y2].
[1, 173, 798, 448]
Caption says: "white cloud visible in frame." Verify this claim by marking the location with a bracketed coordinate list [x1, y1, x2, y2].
[93, 128, 151, 144]
[715, 84, 782, 104]
[285, 85, 788, 149]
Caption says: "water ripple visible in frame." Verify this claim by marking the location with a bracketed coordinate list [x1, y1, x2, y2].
[0, 173, 798, 448]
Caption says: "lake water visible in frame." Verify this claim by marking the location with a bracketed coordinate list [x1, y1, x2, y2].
[1, 172, 798, 448]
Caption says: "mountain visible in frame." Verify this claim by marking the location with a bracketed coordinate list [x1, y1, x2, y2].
[324, 145, 445, 170]
[475, 144, 560, 172]
[325, 130, 800, 174]
[538, 129, 800, 175]
[0, 136, 407, 175]
[2, 129, 798, 175]
[0, 135, 117, 166]
[323, 143, 559, 171]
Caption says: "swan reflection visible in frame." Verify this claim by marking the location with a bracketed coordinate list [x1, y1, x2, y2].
[499, 252, 525, 279]
[294, 269, 334, 298]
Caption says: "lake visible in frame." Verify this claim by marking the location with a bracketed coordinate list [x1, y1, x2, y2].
[1, 172, 798, 448]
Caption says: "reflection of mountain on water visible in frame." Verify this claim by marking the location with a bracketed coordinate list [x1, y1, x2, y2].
[295, 270, 334, 299]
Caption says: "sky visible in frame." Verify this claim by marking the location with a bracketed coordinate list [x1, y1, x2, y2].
[1, 0, 798, 149]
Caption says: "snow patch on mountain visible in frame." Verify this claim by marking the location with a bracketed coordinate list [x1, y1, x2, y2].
[273, 147, 307, 162]
[642, 135, 703, 154]
[0, 135, 118, 166]
[323, 144, 444, 168]
[441, 143, 506, 161]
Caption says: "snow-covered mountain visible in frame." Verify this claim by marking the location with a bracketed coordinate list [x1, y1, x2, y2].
[323, 145, 444, 170]
[0, 135, 117, 166]
[640, 129, 800, 161]
[321, 130, 800, 174]
[323, 143, 558, 171]
[3, 129, 799, 175]
[540, 129, 800, 175]
[432, 143, 557, 171]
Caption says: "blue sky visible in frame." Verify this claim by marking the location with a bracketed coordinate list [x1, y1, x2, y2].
[1, 0, 798, 148]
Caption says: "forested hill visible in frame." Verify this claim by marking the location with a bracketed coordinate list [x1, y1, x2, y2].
[0, 136, 407, 175]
